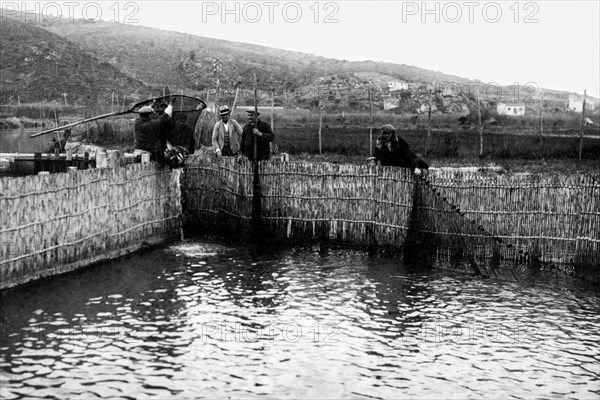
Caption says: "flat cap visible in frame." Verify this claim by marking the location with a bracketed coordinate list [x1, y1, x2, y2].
[380, 124, 396, 132]
[139, 105, 155, 114]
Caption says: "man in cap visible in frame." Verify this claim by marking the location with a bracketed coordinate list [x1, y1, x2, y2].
[241, 110, 274, 161]
[134, 99, 174, 162]
[212, 105, 243, 156]
[371, 124, 429, 173]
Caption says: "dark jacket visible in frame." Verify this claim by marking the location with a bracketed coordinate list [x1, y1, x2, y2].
[134, 114, 171, 154]
[241, 119, 274, 160]
[373, 133, 429, 170]
[168, 117, 196, 154]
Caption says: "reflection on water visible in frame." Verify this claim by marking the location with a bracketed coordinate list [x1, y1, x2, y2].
[0, 128, 50, 153]
[1, 239, 599, 399]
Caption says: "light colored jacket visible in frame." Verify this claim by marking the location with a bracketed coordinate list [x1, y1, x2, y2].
[212, 119, 243, 154]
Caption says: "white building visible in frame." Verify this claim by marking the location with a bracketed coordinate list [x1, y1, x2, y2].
[568, 96, 595, 113]
[497, 103, 525, 116]
[388, 80, 409, 92]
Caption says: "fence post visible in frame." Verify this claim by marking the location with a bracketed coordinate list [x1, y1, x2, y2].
[539, 89, 544, 146]
[578, 90, 587, 161]
[425, 89, 432, 155]
[318, 82, 322, 155]
[476, 86, 483, 157]
[271, 89, 275, 132]
[368, 87, 374, 156]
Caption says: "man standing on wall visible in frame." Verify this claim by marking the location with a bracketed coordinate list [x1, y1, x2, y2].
[241, 110, 274, 161]
[212, 105, 243, 156]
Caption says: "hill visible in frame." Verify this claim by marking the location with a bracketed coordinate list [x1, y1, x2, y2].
[36, 18, 472, 91]
[2, 12, 598, 112]
[0, 17, 150, 105]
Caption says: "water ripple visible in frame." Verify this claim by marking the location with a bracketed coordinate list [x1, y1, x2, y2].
[1, 240, 598, 399]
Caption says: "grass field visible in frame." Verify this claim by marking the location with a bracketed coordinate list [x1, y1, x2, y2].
[8, 107, 600, 173]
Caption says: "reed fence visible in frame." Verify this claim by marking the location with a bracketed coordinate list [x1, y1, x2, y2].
[184, 153, 416, 249]
[0, 163, 182, 289]
[184, 154, 599, 282]
[415, 171, 600, 280]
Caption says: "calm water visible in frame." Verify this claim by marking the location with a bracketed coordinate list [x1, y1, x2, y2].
[0, 128, 51, 153]
[1, 239, 599, 399]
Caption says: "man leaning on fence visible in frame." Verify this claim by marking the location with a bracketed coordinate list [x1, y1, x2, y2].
[370, 124, 429, 174]
[212, 105, 243, 157]
[241, 110, 274, 161]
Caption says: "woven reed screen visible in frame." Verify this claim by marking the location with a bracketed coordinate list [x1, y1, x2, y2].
[184, 153, 416, 247]
[416, 171, 600, 278]
[0, 163, 182, 289]
[184, 154, 599, 277]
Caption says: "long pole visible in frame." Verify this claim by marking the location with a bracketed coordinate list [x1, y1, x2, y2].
[253, 75, 258, 160]
[31, 110, 129, 137]
[368, 87, 374, 156]
[476, 86, 483, 157]
[425, 89, 432, 155]
[252, 74, 261, 229]
[318, 82, 322, 154]
[539, 89, 544, 146]
[232, 86, 239, 114]
[578, 90, 587, 160]
[271, 89, 275, 132]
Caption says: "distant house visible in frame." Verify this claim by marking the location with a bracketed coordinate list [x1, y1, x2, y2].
[568, 96, 595, 113]
[388, 80, 409, 92]
[497, 103, 525, 116]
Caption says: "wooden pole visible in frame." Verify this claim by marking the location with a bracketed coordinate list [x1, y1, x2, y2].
[539, 89, 544, 146]
[253, 75, 258, 161]
[579, 90, 587, 160]
[271, 89, 274, 131]
[318, 82, 323, 154]
[425, 89, 432, 155]
[232, 86, 239, 114]
[368, 87, 374, 156]
[476, 86, 483, 157]
[252, 74, 261, 230]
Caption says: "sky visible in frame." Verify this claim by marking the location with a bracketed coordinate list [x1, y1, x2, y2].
[8, 1, 600, 98]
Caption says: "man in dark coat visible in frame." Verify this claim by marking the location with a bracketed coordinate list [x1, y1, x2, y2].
[241, 110, 274, 161]
[372, 124, 429, 172]
[134, 102, 173, 162]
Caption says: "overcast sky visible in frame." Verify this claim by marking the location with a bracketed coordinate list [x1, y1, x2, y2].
[14, 1, 600, 97]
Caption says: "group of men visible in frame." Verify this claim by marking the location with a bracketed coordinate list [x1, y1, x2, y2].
[134, 100, 275, 165]
[211, 105, 274, 160]
[134, 98, 427, 172]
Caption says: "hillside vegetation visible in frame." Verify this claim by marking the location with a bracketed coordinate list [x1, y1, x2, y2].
[0, 18, 150, 105]
[2, 12, 598, 114]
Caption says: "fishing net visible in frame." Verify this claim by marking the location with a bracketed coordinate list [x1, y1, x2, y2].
[132, 95, 207, 133]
